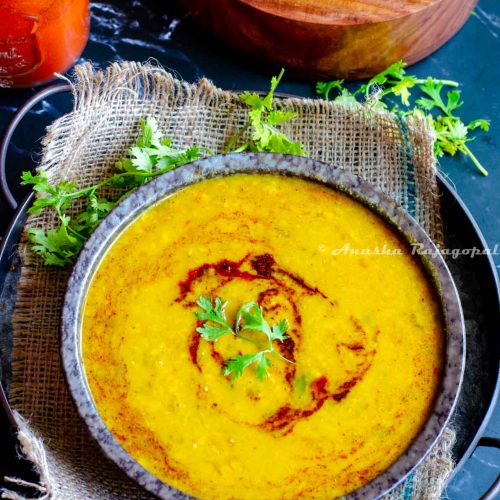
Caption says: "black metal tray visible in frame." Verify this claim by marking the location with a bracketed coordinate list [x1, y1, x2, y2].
[0, 86, 498, 499]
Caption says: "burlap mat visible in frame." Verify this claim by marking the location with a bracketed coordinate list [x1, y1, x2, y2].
[3, 61, 455, 499]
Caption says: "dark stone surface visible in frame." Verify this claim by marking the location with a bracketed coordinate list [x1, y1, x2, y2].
[0, 0, 498, 498]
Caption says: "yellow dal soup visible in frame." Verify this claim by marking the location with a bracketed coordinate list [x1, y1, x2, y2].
[82, 174, 444, 499]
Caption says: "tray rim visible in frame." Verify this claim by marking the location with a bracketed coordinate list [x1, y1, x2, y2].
[436, 173, 500, 482]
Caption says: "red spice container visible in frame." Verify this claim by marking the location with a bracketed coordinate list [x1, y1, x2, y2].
[0, 0, 89, 88]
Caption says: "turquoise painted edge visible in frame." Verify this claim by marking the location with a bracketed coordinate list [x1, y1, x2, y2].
[398, 115, 417, 218]
[403, 472, 415, 500]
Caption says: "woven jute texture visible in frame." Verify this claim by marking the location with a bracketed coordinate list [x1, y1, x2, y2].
[3, 61, 454, 499]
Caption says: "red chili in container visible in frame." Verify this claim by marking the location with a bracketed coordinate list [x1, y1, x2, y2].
[0, 0, 89, 88]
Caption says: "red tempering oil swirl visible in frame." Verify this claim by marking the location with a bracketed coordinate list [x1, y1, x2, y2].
[0, 0, 89, 88]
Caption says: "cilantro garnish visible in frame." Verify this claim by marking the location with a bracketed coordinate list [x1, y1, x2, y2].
[316, 60, 490, 176]
[21, 117, 208, 266]
[227, 68, 307, 156]
[195, 295, 293, 381]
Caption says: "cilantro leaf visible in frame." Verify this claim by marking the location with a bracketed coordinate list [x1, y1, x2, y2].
[138, 116, 159, 147]
[267, 110, 298, 126]
[316, 80, 344, 100]
[334, 89, 360, 107]
[195, 296, 234, 341]
[368, 60, 406, 87]
[359, 60, 419, 106]
[389, 76, 418, 106]
[130, 147, 154, 173]
[196, 323, 233, 341]
[434, 116, 468, 155]
[22, 171, 77, 215]
[468, 118, 490, 132]
[270, 319, 289, 342]
[415, 79, 463, 116]
[21, 170, 52, 193]
[230, 69, 307, 156]
[195, 296, 293, 381]
[235, 301, 289, 344]
[72, 193, 116, 237]
[224, 352, 272, 381]
[255, 353, 273, 380]
[236, 302, 272, 337]
[224, 353, 260, 380]
[27, 225, 81, 267]
[195, 296, 229, 324]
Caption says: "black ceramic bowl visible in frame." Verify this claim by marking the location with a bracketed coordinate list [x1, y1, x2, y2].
[61, 153, 465, 499]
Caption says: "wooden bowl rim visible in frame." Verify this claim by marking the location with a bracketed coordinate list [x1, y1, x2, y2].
[239, 0, 455, 26]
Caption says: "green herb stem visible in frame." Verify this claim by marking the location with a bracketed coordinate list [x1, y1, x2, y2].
[223, 121, 251, 154]
[271, 350, 296, 365]
[461, 143, 489, 176]
[234, 332, 268, 350]
[414, 79, 459, 87]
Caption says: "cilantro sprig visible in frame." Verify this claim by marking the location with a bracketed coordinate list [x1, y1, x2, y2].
[316, 60, 490, 176]
[195, 295, 293, 381]
[21, 117, 208, 265]
[227, 68, 307, 156]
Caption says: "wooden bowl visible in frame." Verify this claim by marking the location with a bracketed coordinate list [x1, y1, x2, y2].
[179, 0, 477, 80]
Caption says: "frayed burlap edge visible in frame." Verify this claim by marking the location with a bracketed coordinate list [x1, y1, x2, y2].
[3, 61, 453, 499]
[2, 412, 52, 500]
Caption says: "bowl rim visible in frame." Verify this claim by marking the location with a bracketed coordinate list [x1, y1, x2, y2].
[61, 152, 465, 500]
